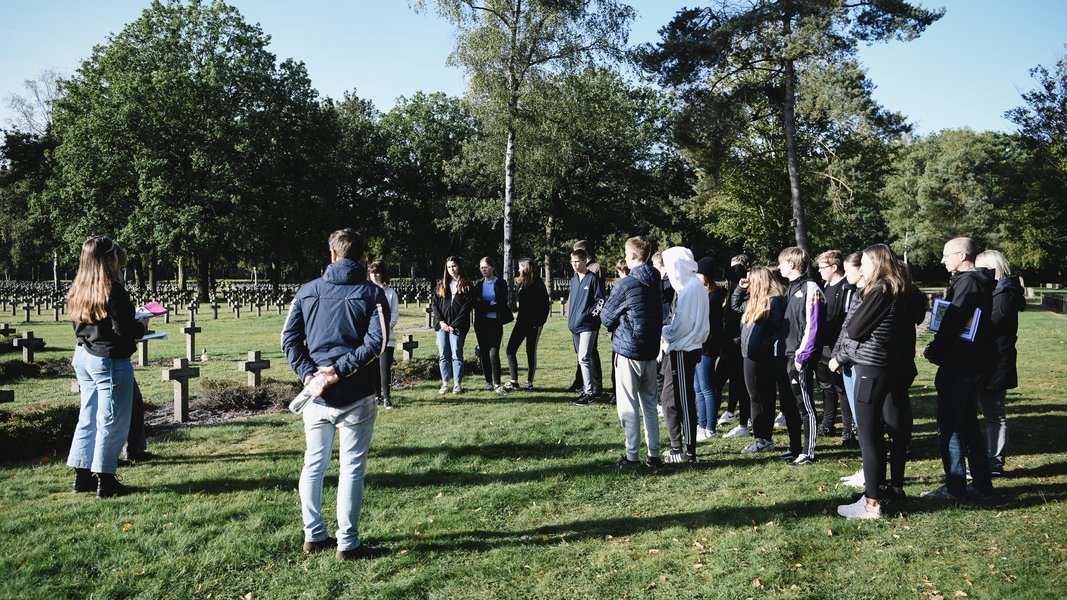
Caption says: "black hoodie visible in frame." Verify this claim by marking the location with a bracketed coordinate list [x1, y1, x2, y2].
[986, 275, 1026, 389]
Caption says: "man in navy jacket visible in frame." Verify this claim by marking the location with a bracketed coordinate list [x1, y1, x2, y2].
[600, 236, 663, 467]
[568, 248, 605, 404]
[282, 228, 389, 561]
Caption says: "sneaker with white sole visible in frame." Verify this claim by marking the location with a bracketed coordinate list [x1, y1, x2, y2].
[840, 470, 865, 488]
[741, 439, 775, 454]
[789, 453, 815, 467]
[503, 380, 519, 391]
[439, 382, 450, 395]
[663, 449, 697, 463]
[452, 383, 463, 395]
[717, 411, 736, 425]
[773, 412, 786, 428]
[723, 425, 749, 439]
[484, 382, 495, 391]
[837, 496, 882, 520]
[523, 382, 535, 391]
[696, 428, 716, 442]
[494, 385, 508, 394]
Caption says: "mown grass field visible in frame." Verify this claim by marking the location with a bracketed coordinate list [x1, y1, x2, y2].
[0, 299, 1064, 599]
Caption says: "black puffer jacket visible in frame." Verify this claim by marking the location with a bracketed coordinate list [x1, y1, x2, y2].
[832, 284, 896, 369]
[599, 263, 663, 361]
[986, 275, 1025, 389]
[702, 286, 727, 357]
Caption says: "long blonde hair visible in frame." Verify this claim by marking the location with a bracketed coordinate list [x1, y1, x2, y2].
[67, 235, 127, 323]
[860, 244, 906, 299]
[741, 267, 784, 325]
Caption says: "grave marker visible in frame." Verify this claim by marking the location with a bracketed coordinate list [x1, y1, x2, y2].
[402, 335, 419, 362]
[162, 358, 200, 423]
[0, 390, 12, 403]
[181, 318, 202, 362]
[237, 350, 271, 387]
[13, 331, 45, 363]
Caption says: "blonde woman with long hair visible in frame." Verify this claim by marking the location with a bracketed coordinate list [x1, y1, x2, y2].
[731, 266, 786, 455]
[66, 236, 147, 498]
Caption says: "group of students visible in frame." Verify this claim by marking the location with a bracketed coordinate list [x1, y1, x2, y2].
[592, 235, 1023, 520]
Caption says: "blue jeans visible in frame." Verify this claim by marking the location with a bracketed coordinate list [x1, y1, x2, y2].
[436, 329, 466, 384]
[842, 365, 857, 429]
[66, 346, 135, 474]
[299, 395, 377, 551]
[935, 368, 993, 496]
[694, 354, 718, 430]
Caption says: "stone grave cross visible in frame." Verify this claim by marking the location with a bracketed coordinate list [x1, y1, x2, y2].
[180, 317, 202, 362]
[13, 331, 45, 363]
[401, 334, 419, 361]
[162, 358, 200, 422]
[237, 350, 271, 387]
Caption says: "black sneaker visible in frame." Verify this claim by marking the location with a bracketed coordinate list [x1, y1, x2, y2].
[663, 449, 697, 464]
[644, 456, 664, 469]
[989, 464, 1005, 478]
[572, 395, 596, 406]
[788, 453, 815, 467]
[615, 455, 640, 468]
[841, 435, 859, 449]
[375, 396, 384, 406]
[566, 382, 583, 393]
[818, 426, 837, 437]
[382, 398, 394, 410]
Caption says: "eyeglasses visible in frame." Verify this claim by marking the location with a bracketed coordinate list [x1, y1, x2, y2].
[817, 264, 831, 270]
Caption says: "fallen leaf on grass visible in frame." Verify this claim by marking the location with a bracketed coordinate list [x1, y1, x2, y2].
[954, 592, 968, 597]
[693, 563, 703, 569]
[826, 529, 834, 536]
[1005, 575, 1017, 583]
[122, 523, 132, 532]
[752, 578, 763, 588]
[641, 581, 656, 591]
[40, 456, 50, 465]
[647, 549, 659, 555]
[242, 594, 253, 600]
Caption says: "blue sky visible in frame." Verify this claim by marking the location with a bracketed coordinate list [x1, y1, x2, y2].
[2, 1, 1065, 136]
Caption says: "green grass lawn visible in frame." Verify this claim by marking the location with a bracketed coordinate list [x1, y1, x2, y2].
[1, 302, 1064, 599]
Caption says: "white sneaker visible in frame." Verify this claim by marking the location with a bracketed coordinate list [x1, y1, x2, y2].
[741, 439, 775, 454]
[723, 425, 749, 439]
[439, 382, 450, 395]
[717, 411, 736, 425]
[773, 412, 786, 428]
[840, 469, 865, 488]
[452, 383, 463, 395]
[837, 496, 881, 520]
[696, 428, 716, 442]
[657, 405, 663, 417]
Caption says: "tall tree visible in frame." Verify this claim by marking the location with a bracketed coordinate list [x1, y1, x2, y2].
[642, 0, 941, 257]
[1006, 49, 1067, 275]
[416, 0, 634, 283]
[3, 69, 63, 136]
[44, 0, 331, 299]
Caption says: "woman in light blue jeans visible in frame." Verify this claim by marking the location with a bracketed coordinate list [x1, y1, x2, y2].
[430, 256, 474, 394]
[65, 236, 147, 498]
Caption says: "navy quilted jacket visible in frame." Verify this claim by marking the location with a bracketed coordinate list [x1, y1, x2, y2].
[599, 263, 663, 361]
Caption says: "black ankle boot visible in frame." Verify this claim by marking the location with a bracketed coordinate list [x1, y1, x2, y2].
[72, 468, 96, 493]
[95, 473, 133, 498]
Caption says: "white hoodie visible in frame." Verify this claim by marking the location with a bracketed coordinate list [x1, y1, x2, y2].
[661, 246, 711, 353]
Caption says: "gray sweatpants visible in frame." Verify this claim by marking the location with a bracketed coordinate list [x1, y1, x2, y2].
[615, 354, 660, 461]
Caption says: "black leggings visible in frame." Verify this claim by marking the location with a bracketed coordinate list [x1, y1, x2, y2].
[743, 356, 778, 440]
[475, 318, 504, 385]
[716, 340, 749, 424]
[374, 346, 395, 399]
[852, 364, 896, 500]
[505, 324, 542, 383]
[886, 373, 914, 490]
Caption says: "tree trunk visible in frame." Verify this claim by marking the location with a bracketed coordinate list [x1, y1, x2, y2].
[132, 255, 144, 288]
[177, 257, 187, 290]
[544, 211, 555, 294]
[147, 252, 156, 293]
[504, 124, 516, 288]
[269, 260, 280, 294]
[196, 255, 210, 302]
[781, 19, 810, 258]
